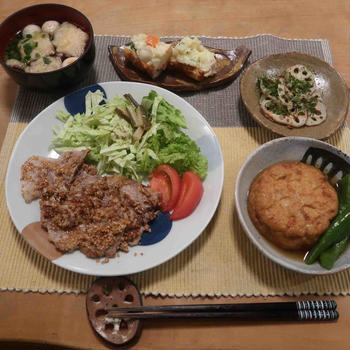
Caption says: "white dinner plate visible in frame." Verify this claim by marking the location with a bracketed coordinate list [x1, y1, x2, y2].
[5, 81, 224, 276]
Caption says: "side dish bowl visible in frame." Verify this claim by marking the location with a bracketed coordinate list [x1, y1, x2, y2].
[235, 136, 350, 275]
[0, 4, 95, 90]
[240, 52, 349, 140]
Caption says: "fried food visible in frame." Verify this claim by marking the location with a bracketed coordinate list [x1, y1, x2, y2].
[124, 35, 219, 81]
[248, 162, 338, 250]
[124, 33, 172, 79]
[169, 36, 219, 81]
[21, 150, 160, 259]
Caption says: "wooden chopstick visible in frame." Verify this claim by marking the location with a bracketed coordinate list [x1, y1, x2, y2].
[106, 300, 337, 314]
[106, 309, 339, 321]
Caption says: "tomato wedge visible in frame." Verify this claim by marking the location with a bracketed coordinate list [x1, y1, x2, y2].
[146, 35, 160, 48]
[149, 165, 181, 212]
[149, 172, 171, 210]
[170, 171, 203, 221]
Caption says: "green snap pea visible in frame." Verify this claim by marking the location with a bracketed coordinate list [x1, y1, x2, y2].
[319, 236, 349, 270]
[305, 211, 350, 264]
[337, 175, 350, 212]
[305, 174, 350, 265]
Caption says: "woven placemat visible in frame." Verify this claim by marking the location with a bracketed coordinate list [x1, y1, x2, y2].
[0, 35, 349, 296]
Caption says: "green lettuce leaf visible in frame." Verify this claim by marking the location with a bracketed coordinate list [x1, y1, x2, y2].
[50, 89, 207, 181]
[142, 91, 187, 128]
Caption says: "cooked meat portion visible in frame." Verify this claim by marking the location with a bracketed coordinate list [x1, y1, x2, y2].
[21, 150, 89, 203]
[20, 150, 160, 258]
[21, 156, 55, 203]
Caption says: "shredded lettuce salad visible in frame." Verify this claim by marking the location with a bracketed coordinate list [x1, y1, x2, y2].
[50, 90, 208, 181]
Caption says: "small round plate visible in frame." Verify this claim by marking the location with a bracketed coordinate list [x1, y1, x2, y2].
[240, 52, 349, 140]
[235, 136, 350, 275]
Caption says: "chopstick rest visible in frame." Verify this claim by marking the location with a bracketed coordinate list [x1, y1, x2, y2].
[86, 276, 143, 346]
[86, 276, 339, 346]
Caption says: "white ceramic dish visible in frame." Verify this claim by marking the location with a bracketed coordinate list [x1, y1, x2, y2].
[5, 81, 224, 276]
[235, 136, 350, 275]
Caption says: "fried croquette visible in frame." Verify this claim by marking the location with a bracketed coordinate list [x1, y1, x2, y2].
[248, 162, 338, 250]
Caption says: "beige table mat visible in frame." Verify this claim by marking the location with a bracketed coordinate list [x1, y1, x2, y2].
[1, 124, 349, 296]
[0, 35, 349, 296]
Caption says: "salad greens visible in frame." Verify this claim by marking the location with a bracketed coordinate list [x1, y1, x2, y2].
[50, 90, 208, 181]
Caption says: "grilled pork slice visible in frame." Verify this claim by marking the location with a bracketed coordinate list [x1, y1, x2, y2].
[20, 150, 89, 203]
[20, 156, 55, 203]
[21, 150, 160, 259]
[42, 174, 160, 258]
